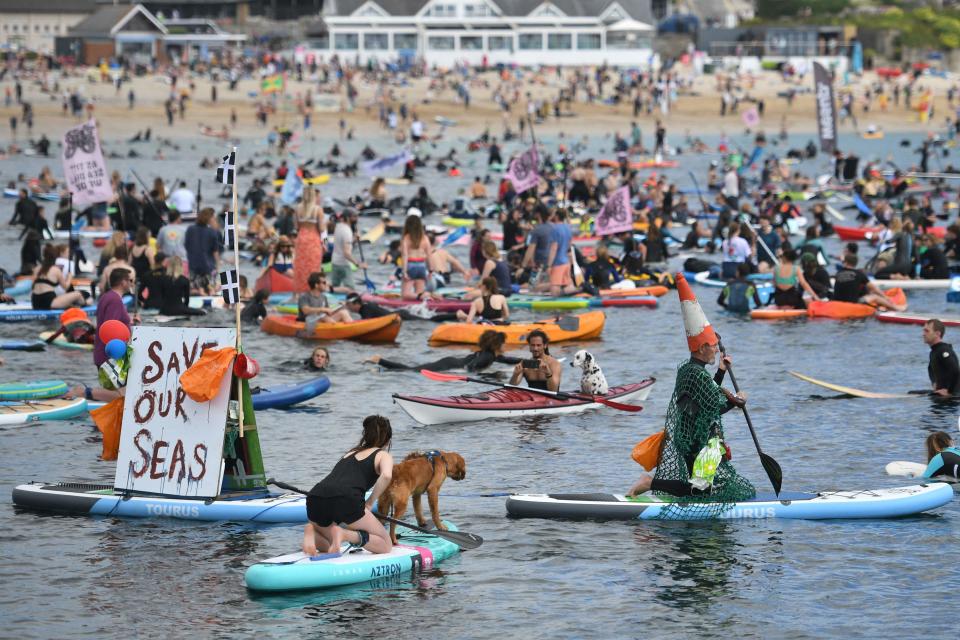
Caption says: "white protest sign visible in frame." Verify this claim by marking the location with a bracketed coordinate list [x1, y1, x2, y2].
[60, 119, 113, 207]
[114, 326, 236, 498]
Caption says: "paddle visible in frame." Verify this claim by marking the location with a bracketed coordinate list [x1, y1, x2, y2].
[352, 220, 376, 292]
[420, 369, 643, 412]
[717, 339, 783, 496]
[529, 315, 579, 332]
[267, 479, 483, 550]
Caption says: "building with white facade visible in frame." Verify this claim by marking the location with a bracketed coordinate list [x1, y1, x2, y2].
[0, 0, 97, 54]
[316, 0, 656, 67]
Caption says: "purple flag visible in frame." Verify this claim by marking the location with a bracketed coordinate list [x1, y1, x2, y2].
[505, 146, 539, 193]
[61, 119, 113, 207]
[594, 186, 633, 236]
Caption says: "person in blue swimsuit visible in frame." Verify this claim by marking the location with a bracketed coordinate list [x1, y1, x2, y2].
[923, 431, 959, 480]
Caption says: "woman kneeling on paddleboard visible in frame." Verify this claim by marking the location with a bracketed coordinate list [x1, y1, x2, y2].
[303, 415, 394, 556]
[924, 431, 960, 480]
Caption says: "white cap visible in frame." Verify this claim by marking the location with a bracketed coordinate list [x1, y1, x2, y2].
[407, 207, 422, 218]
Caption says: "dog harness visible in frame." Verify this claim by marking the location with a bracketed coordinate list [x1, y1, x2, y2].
[423, 449, 443, 472]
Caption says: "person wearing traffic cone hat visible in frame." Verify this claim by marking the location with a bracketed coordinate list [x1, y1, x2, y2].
[625, 272, 755, 509]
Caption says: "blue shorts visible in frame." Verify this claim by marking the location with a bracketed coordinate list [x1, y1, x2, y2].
[406, 262, 427, 280]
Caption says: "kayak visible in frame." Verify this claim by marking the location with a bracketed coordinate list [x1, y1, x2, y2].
[509, 296, 658, 310]
[244, 522, 462, 592]
[255, 268, 295, 294]
[394, 380, 654, 425]
[751, 288, 906, 321]
[0, 397, 87, 425]
[442, 216, 479, 227]
[598, 285, 669, 298]
[251, 376, 330, 410]
[0, 340, 45, 351]
[3, 188, 59, 201]
[0, 379, 68, 401]
[597, 159, 679, 169]
[876, 312, 960, 327]
[504, 483, 953, 520]
[262, 314, 401, 342]
[12, 482, 308, 522]
[39, 331, 92, 350]
[428, 311, 605, 345]
[835, 225, 946, 242]
[272, 174, 330, 187]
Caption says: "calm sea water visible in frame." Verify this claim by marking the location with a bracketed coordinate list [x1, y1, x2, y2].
[0, 127, 957, 639]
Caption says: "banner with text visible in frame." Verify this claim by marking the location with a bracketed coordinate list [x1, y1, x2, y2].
[61, 119, 113, 207]
[594, 186, 633, 236]
[813, 62, 838, 154]
[505, 145, 540, 194]
[114, 326, 236, 498]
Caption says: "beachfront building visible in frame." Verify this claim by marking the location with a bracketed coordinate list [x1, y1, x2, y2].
[0, 0, 97, 54]
[314, 0, 657, 67]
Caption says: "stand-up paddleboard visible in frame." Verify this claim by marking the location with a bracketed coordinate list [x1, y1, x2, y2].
[245, 522, 462, 592]
[0, 379, 69, 401]
[789, 371, 917, 399]
[0, 340, 46, 351]
[886, 461, 959, 484]
[39, 331, 93, 351]
[0, 397, 87, 425]
[876, 312, 960, 328]
[872, 279, 953, 290]
[504, 483, 954, 520]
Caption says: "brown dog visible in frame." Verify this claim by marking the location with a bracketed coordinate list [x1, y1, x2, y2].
[378, 450, 466, 544]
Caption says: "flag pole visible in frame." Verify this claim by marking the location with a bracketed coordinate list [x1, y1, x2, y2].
[231, 145, 245, 437]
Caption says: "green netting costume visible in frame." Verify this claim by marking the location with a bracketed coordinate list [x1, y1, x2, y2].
[652, 358, 756, 519]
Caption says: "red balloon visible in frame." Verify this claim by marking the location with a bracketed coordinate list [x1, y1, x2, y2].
[98, 319, 130, 344]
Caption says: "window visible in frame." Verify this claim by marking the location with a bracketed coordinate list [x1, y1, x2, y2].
[488, 35, 513, 51]
[428, 36, 455, 50]
[606, 32, 651, 49]
[364, 33, 388, 50]
[12, 25, 18, 32]
[518, 33, 542, 50]
[465, 4, 491, 17]
[355, 4, 385, 17]
[533, 4, 562, 17]
[425, 3, 457, 17]
[577, 33, 601, 49]
[311, 34, 330, 49]
[547, 33, 571, 49]
[334, 33, 359, 50]
[393, 33, 417, 50]
[44, 25, 50, 32]
[460, 35, 482, 50]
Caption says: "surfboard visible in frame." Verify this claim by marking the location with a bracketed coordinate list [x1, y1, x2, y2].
[361, 222, 386, 244]
[886, 460, 959, 484]
[788, 371, 914, 399]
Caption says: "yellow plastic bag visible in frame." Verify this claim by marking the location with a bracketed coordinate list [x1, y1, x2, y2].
[91, 397, 125, 461]
[179, 346, 237, 403]
[631, 430, 665, 471]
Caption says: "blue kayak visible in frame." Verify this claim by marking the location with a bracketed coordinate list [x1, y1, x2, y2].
[251, 376, 330, 410]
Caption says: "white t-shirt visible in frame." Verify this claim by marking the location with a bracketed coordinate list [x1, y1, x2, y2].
[168, 188, 196, 214]
[410, 120, 424, 138]
[722, 236, 751, 263]
[723, 170, 739, 199]
[331, 222, 353, 266]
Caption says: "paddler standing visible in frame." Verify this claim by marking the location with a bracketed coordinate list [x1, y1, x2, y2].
[627, 273, 755, 515]
[923, 319, 960, 397]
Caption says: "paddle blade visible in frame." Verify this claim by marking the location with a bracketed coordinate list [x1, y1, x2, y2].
[435, 529, 483, 550]
[420, 369, 467, 382]
[595, 397, 644, 412]
[760, 452, 783, 496]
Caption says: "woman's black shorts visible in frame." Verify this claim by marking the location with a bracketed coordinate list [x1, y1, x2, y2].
[306, 494, 365, 526]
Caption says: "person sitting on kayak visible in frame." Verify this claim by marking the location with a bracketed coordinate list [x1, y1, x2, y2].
[800, 252, 832, 299]
[922, 431, 960, 480]
[306, 346, 330, 371]
[772, 248, 820, 309]
[456, 277, 509, 324]
[923, 319, 960, 397]
[509, 329, 562, 392]
[298, 272, 352, 324]
[833, 254, 907, 311]
[717, 263, 763, 314]
[302, 415, 394, 556]
[366, 329, 520, 372]
[628, 273, 755, 514]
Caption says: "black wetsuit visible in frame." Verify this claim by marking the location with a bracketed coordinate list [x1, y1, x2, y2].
[307, 449, 381, 526]
[159, 275, 205, 316]
[928, 341, 960, 395]
[375, 350, 521, 372]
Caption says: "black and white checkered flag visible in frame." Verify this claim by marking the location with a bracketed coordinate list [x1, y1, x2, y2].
[216, 151, 235, 185]
[223, 210, 235, 250]
[220, 268, 239, 305]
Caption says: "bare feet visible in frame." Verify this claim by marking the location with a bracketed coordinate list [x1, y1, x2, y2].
[302, 524, 319, 556]
[326, 527, 344, 554]
[364, 355, 382, 364]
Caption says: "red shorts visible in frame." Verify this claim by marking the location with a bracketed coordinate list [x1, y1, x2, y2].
[549, 264, 572, 286]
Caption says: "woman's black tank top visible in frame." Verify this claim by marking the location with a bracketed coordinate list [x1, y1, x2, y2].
[310, 448, 381, 499]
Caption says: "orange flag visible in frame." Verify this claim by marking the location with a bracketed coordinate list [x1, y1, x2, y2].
[179, 346, 237, 403]
[91, 397, 125, 461]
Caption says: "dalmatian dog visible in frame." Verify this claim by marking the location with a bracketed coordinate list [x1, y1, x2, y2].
[571, 350, 608, 395]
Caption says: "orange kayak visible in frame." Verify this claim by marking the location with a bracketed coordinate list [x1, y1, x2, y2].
[261, 314, 401, 342]
[599, 285, 669, 298]
[428, 311, 605, 346]
[751, 288, 906, 320]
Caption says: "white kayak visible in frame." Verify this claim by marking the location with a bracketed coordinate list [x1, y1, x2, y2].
[505, 483, 954, 520]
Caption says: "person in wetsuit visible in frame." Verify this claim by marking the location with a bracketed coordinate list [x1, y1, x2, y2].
[305, 345, 330, 371]
[302, 415, 394, 556]
[922, 431, 960, 480]
[923, 319, 960, 397]
[456, 276, 509, 323]
[366, 329, 520, 372]
[834, 254, 907, 311]
[508, 329, 562, 392]
[717, 263, 764, 313]
[158, 257, 206, 317]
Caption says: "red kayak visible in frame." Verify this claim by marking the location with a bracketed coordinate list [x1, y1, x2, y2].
[835, 225, 945, 242]
[876, 312, 960, 328]
[393, 379, 655, 425]
[256, 268, 295, 293]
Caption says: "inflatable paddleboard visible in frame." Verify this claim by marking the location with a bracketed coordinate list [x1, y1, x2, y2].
[0, 297, 130, 323]
[504, 483, 953, 520]
[38, 331, 93, 351]
[251, 376, 330, 410]
[0, 397, 87, 425]
[0, 379, 69, 401]
[244, 522, 462, 592]
[0, 340, 45, 351]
